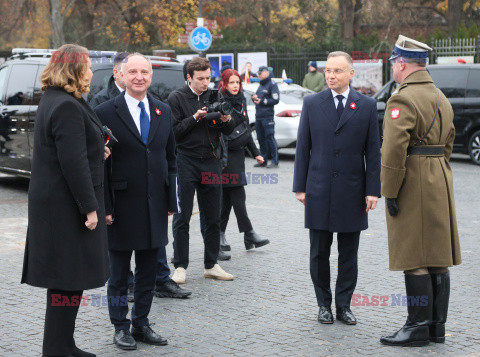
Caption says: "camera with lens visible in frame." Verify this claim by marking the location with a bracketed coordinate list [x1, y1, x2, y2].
[206, 89, 233, 116]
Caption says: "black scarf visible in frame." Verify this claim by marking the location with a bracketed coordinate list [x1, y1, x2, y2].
[222, 90, 244, 112]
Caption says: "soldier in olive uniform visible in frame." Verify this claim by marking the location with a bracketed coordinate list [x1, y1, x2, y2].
[380, 35, 461, 347]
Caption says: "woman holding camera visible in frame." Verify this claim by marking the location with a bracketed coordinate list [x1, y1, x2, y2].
[218, 69, 270, 254]
[21, 44, 110, 357]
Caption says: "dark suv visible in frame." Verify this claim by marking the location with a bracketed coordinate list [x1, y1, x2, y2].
[374, 64, 480, 165]
[0, 52, 184, 177]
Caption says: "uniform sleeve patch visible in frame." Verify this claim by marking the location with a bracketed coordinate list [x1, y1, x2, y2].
[390, 108, 401, 119]
[272, 93, 279, 100]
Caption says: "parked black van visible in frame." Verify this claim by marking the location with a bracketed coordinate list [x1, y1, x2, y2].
[374, 64, 480, 165]
[0, 51, 184, 177]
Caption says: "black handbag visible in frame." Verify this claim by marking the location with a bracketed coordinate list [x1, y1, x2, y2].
[228, 119, 251, 149]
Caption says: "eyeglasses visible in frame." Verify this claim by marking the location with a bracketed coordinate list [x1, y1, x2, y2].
[324, 68, 349, 75]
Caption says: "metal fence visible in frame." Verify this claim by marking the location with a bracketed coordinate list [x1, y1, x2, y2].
[430, 36, 480, 63]
[179, 45, 392, 86]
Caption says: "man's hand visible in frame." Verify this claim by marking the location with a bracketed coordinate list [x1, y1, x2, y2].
[194, 107, 207, 121]
[106, 214, 114, 225]
[386, 198, 399, 216]
[295, 192, 306, 205]
[252, 94, 261, 104]
[104, 146, 111, 160]
[255, 156, 264, 164]
[220, 114, 231, 122]
[85, 211, 98, 230]
[365, 196, 378, 212]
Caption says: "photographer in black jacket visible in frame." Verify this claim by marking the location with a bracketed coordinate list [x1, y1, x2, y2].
[167, 57, 235, 283]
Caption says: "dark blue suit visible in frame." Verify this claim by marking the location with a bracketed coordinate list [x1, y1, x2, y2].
[95, 93, 176, 330]
[293, 87, 380, 308]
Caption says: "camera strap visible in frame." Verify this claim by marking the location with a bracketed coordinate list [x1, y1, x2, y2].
[203, 119, 221, 160]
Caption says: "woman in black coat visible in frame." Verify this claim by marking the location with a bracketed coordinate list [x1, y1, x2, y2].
[21, 44, 110, 357]
[218, 69, 270, 255]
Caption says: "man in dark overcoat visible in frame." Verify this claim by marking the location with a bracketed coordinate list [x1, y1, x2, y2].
[293, 51, 381, 325]
[95, 53, 176, 350]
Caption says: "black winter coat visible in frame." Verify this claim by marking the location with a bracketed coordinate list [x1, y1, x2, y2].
[21, 87, 110, 290]
[221, 91, 260, 187]
[94, 93, 177, 250]
[293, 88, 381, 232]
[167, 85, 235, 159]
[88, 75, 121, 109]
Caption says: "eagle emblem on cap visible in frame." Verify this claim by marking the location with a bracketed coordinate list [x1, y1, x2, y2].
[391, 108, 401, 119]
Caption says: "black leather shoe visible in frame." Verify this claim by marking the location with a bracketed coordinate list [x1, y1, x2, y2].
[127, 284, 134, 303]
[266, 163, 278, 168]
[155, 280, 192, 298]
[218, 249, 231, 261]
[72, 345, 96, 357]
[336, 307, 357, 325]
[254, 162, 267, 167]
[244, 230, 270, 250]
[318, 306, 334, 324]
[220, 231, 231, 251]
[131, 325, 168, 346]
[113, 329, 137, 350]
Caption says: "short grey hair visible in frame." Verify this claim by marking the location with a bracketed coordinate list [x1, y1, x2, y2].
[120, 52, 152, 73]
[327, 51, 353, 69]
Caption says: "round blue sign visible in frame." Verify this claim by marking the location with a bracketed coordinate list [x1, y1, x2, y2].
[188, 27, 212, 52]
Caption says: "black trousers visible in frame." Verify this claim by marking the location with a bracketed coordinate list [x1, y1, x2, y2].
[107, 248, 159, 331]
[309, 229, 360, 308]
[220, 186, 253, 233]
[173, 154, 222, 269]
[43, 288, 83, 356]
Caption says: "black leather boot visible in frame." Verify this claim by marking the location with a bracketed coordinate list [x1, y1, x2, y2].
[380, 274, 433, 347]
[244, 230, 270, 250]
[220, 231, 231, 251]
[430, 271, 450, 343]
[217, 249, 231, 261]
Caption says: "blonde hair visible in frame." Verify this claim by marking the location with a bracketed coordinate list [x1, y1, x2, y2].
[41, 44, 90, 99]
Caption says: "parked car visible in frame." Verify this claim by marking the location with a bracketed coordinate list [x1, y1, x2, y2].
[374, 64, 480, 165]
[0, 50, 184, 177]
[242, 79, 314, 149]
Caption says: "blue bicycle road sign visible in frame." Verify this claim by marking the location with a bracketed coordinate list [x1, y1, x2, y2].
[188, 27, 212, 52]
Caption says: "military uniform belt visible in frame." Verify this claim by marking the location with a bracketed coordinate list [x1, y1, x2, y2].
[407, 146, 445, 156]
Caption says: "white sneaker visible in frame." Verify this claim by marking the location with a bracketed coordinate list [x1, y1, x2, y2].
[172, 267, 186, 284]
[204, 264, 234, 281]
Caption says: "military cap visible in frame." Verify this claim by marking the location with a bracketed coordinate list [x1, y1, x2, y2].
[389, 35, 432, 61]
[258, 66, 269, 73]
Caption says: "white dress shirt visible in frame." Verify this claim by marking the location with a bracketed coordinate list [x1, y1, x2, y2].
[115, 81, 125, 94]
[331, 88, 350, 109]
[124, 92, 150, 134]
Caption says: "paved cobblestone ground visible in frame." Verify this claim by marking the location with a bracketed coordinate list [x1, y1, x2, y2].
[0, 152, 479, 356]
